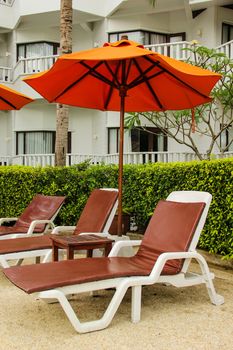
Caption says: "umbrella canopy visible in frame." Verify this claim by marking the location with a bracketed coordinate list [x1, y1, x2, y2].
[24, 39, 221, 234]
[0, 84, 34, 110]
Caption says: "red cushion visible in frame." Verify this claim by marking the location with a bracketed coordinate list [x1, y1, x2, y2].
[3, 200, 205, 294]
[0, 195, 65, 236]
[73, 189, 118, 235]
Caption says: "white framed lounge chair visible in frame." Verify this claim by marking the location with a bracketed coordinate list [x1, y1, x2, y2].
[0, 188, 118, 268]
[3, 191, 224, 334]
[0, 194, 65, 240]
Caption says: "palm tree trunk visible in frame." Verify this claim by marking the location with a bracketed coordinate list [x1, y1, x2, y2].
[55, 0, 72, 166]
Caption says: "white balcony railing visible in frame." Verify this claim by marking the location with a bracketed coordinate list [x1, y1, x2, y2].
[0, 66, 12, 82]
[1, 151, 232, 167]
[216, 40, 233, 59]
[0, 55, 59, 83]
[0, 40, 232, 83]
[11, 55, 59, 81]
[146, 41, 194, 60]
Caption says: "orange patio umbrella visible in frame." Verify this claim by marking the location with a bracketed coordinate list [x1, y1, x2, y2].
[0, 83, 34, 110]
[23, 39, 221, 235]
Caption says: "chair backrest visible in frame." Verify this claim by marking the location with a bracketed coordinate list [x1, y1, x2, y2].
[166, 191, 212, 252]
[135, 191, 211, 275]
[73, 188, 118, 235]
[14, 194, 66, 233]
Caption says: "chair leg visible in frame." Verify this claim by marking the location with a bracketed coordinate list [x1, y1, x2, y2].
[0, 256, 10, 268]
[42, 250, 52, 263]
[39, 282, 130, 333]
[16, 258, 24, 266]
[131, 285, 142, 323]
[196, 254, 224, 305]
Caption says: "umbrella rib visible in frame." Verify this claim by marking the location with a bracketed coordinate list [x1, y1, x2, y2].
[103, 61, 121, 87]
[132, 58, 164, 109]
[103, 61, 122, 110]
[0, 96, 16, 109]
[80, 61, 119, 89]
[54, 61, 104, 100]
[127, 61, 160, 89]
[128, 70, 164, 89]
[54, 61, 118, 100]
[125, 59, 133, 83]
[144, 55, 211, 99]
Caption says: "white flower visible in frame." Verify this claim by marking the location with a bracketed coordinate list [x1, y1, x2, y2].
[190, 40, 199, 45]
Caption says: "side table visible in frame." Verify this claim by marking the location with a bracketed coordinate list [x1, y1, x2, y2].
[50, 234, 113, 261]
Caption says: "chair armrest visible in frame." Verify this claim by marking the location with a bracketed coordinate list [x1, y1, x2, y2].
[149, 250, 202, 280]
[108, 240, 142, 257]
[51, 226, 77, 235]
[27, 220, 55, 236]
[0, 217, 18, 225]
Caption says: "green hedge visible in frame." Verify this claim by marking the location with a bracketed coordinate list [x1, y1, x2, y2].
[0, 158, 232, 258]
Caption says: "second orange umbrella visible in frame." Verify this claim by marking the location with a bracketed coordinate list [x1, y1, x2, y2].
[0, 84, 33, 110]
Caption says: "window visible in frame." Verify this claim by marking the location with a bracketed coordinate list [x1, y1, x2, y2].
[108, 127, 167, 160]
[16, 131, 71, 155]
[222, 23, 233, 44]
[17, 42, 59, 61]
[108, 128, 131, 154]
[131, 127, 167, 152]
[108, 30, 185, 46]
[17, 41, 59, 73]
[220, 125, 233, 152]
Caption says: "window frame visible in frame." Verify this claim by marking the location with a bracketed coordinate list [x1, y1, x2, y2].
[108, 126, 167, 154]
[16, 41, 60, 61]
[108, 127, 120, 153]
[16, 130, 71, 155]
[108, 30, 185, 45]
[222, 23, 233, 44]
[220, 124, 232, 152]
[130, 127, 167, 152]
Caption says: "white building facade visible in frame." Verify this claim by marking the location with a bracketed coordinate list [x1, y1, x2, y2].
[0, 0, 233, 166]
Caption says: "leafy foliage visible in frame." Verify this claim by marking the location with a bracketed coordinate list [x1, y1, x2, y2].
[0, 159, 232, 258]
[125, 44, 233, 160]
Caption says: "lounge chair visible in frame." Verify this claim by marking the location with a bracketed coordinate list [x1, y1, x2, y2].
[3, 191, 224, 334]
[0, 194, 65, 240]
[0, 188, 118, 268]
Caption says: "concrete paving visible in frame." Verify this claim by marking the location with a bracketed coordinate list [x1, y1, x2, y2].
[0, 250, 232, 350]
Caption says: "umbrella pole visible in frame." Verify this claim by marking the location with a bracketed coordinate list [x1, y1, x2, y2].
[117, 87, 126, 236]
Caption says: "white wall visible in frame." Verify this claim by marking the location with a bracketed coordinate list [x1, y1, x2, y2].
[14, 23, 93, 56]
[13, 102, 56, 131]
[16, 27, 60, 46]
[93, 19, 109, 47]
[69, 108, 108, 154]
[168, 131, 209, 154]
[107, 12, 171, 34]
[7, 103, 108, 156]
[0, 4, 16, 29]
[91, 110, 108, 154]
[217, 7, 233, 45]
[189, 7, 215, 47]
[169, 10, 191, 38]
[0, 34, 8, 67]
[0, 111, 10, 155]
[1, 2, 231, 158]
[19, 0, 60, 16]
[72, 25, 93, 51]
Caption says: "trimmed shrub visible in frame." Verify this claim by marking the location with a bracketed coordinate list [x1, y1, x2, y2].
[0, 158, 232, 258]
